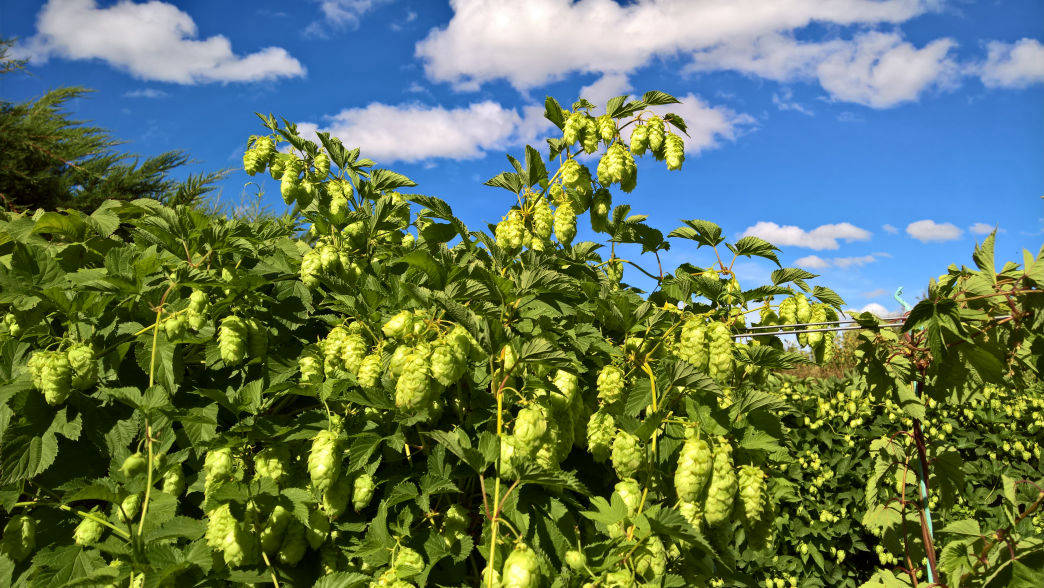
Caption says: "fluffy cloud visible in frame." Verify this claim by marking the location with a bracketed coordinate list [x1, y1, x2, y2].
[882, 223, 899, 234]
[795, 253, 879, 269]
[969, 222, 998, 235]
[689, 31, 957, 108]
[21, 0, 304, 84]
[300, 93, 750, 163]
[977, 38, 1044, 89]
[579, 73, 633, 107]
[298, 101, 553, 163]
[906, 219, 962, 242]
[123, 88, 168, 99]
[741, 221, 872, 250]
[415, 0, 933, 98]
[850, 302, 895, 317]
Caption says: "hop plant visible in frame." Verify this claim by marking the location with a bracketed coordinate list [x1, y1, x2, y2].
[306, 509, 330, 549]
[630, 124, 649, 155]
[807, 304, 828, 347]
[206, 503, 256, 568]
[634, 535, 667, 580]
[502, 543, 541, 588]
[66, 342, 97, 390]
[738, 464, 768, 524]
[73, 515, 105, 546]
[162, 464, 185, 496]
[430, 342, 465, 386]
[778, 296, 797, 326]
[341, 333, 368, 375]
[676, 318, 708, 370]
[30, 351, 72, 405]
[564, 550, 586, 571]
[590, 188, 611, 233]
[794, 294, 812, 324]
[260, 504, 292, 554]
[394, 546, 425, 579]
[615, 478, 642, 513]
[163, 314, 187, 341]
[322, 474, 352, 518]
[383, 310, 414, 339]
[581, 116, 600, 153]
[675, 437, 713, 503]
[553, 203, 577, 246]
[647, 116, 666, 155]
[300, 248, 323, 287]
[707, 322, 733, 380]
[596, 114, 616, 142]
[611, 431, 643, 479]
[299, 354, 323, 384]
[495, 210, 525, 254]
[279, 520, 308, 565]
[218, 316, 248, 365]
[587, 409, 615, 462]
[308, 430, 342, 493]
[531, 195, 554, 241]
[356, 353, 382, 389]
[664, 133, 685, 170]
[121, 452, 147, 478]
[395, 354, 436, 412]
[269, 153, 289, 180]
[254, 445, 291, 484]
[204, 448, 234, 488]
[0, 515, 35, 563]
[352, 473, 375, 511]
[596, 365, 626, 405]
[562, 112, 585, 145]
[703, 439, 737, 527]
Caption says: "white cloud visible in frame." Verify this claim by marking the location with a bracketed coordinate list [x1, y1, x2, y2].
[741, 221, 872, 250]
[123, 88, 168, 98]
[906, 219, 962, 242]
[795, 253, 879, 269]
[882, 223, 899, 234]
[772, 88, 814, 115]
[977, 38, 1044, 89]
[579, 73, 632, 107]
[313, 0, 390, 29]
[795, 255, 831, 269]
[415, 0, 934, 99]
[641, 93, 755, 154]
[300, 101, 552, 163]
[851, 302, 894, 317]
[22, 0, 304, 84]
[969, 222, 998, 235]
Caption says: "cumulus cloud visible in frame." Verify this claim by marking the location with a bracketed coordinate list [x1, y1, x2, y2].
[850, 302, 895, 317]
[977, 38, 1044, 89]
[298, 101, 553, 163]
[741, 221, 872, 250]
[21, 0, 304, 84]
[795, 255, 831, 269]
[123, 88, 168, 98]
[906, 219, 962, 242]
[415, 0, 935, 102]
[969, 222, 998, 235]
[579, 73, 632, 107]
[882, 223, 899, 234]
[795, 253, 879, 269]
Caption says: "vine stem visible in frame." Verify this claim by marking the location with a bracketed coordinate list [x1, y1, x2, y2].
[261, 552, 282, 588]
[13, 500, 131, 539]
[486, 359, 513, 588]
[137, 283, 175, 544]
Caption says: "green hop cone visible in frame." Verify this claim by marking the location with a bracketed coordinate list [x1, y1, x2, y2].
[246, 318, 268, 360]
[356, 353, 382, 389]
[614, 478, 642, 513]
[596, 114, 616, 142]
[312, 152, 331, 180]
[306, 509, 330, 549]
[581, 116, 599, 153]
[395, 354, 436, 411]
[205, 503, 256, 568]
[218, 316, 248, 365]
[37, 351, 72, 405]
[807, 304, 827, 347]
[794, 294, 812, 324]
[596, 365, 625, 405]
[633, 536, 667, 580]
[204, 448, 234, 487]
[531, 196, 554, 240]
[260, 504, 292, 554]
[308, 429, 342, 493]
[564, 549, 586, 571]
[278, 520, 307, 565]
[73, 515, 105, 546]
[394, 546, 425, 579]
[778, 296, 797, 325]
[352, 473, 375, 511]
[664, 133, 685, 171]
[630, 124, 649, 155]
[502, 543, 541, 588]
[341, 333, 368, 375]
[242, 148, 259, 175]
[611, 431, 643, 479]
[0, 515, 35, 563]
[706, 322, 733, 380]
[495, 210, 525, 254]
[322, 474, 351, 518]
[254, 445, 291, 484]
[738, 464, 768, 524]
[562, 112, 584, 145]
[66, 342, 97, 390]
[281, 172, 302, 205]
[300, 248, 322, 287]
[430, 342, 465, 386]
[389, 345, 413, 378]
[678, 500, 703, 529]
[586, 409, 615, 462]
[162, 464, 185, 496]
[675, 318, 708, 371]
[703, 439, 737, 527]
[118, 494, 141, 523]
[383, 310, 414, 339]
[675, 437, 713, 503]
[163, 314, 187, 341]
[605, 259, 623, 284]
[620, 147, 637, 192]
[513, 406, 548, 457]
[553, 203, 577, 246]
[299, 354, 323, 384]
[590, 188, 611, 232]
[647, 116, 666, 157]
[269, 152, 289, 180]
[121, 452, 147, 478]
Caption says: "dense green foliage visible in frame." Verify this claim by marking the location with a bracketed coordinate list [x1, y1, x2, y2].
[0, 39, 224, 213]
[0, 89, 1041, 588]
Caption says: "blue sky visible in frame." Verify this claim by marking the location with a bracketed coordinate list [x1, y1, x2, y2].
[3, 0, 1042, 314]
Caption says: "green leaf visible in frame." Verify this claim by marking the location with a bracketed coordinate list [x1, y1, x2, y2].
[668, 219, 724, 248]
[726, 236, 781, 266]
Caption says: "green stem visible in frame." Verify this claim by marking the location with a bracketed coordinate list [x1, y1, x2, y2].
[13, 501, 131, 540]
